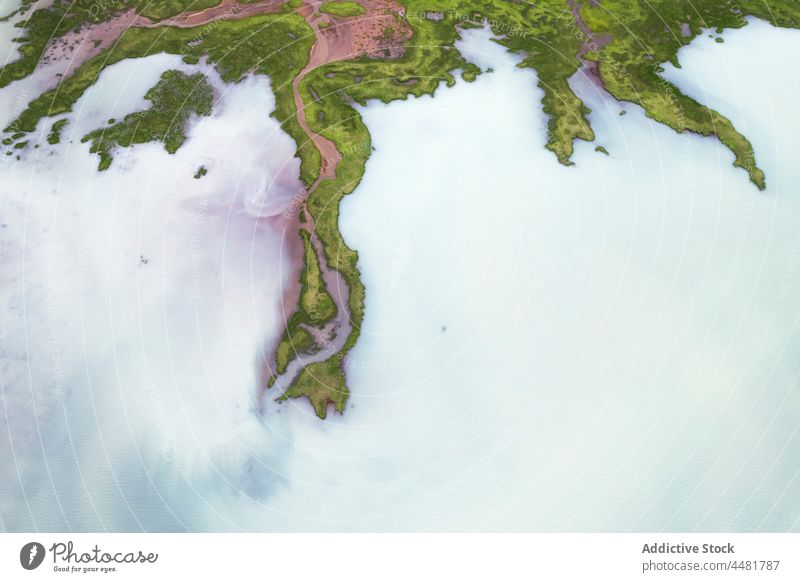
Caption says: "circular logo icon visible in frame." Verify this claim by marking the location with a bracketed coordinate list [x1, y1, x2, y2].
[20, 542, 45, 570]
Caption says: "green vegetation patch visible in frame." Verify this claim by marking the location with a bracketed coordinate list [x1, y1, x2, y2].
[81, 70, 213, 170]
[274, 325, 314, 379]
[0, 0, 223, 90]
[278, 357, 348, 419]
[580, 0, 800, 189]
[4, 14, 319, 182]
[319, 1, 366, 17]
[277, 0, 482, 416]
[276, 0, 800, 417]
[271, 229, 338, 377]
[46, 119, 68, 144]
[298, 230, 337, 323]
[4, 0, 800, 419]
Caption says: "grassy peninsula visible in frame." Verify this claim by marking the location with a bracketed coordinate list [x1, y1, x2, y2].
[273, 229, 338, 379]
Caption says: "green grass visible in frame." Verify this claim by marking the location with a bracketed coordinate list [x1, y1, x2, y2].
[0, 0, 224, 90]
[276, 1, 482, 416]
[271, 229, 338, 377]
[278, 357, 348, 418]
[580, 0, 800, 189]
[3, 0, 800, 418]
[298, 230, 337, 323]
[273, 0, 800, 417]
[319, 1, 366, 17]
[4, 13, 319, 182]
[81, 70, 213, 170]
[403, 0, 593, 165]
[274, 325, 314, 377]
[46, 118, 68, 144]
[0, 11, 332, 415]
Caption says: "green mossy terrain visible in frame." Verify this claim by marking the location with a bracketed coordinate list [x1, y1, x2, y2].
[272, 229, 338, 378]
[319, 1, 366, 17]
[82, 70, 214, 170]
[46, 118, 68, 144]
[273, 325, 314, 381]
[0, 0, 223, 90]
[579, 1, 800, 190]
[298, 230, 338, 324]
[278, 357, 348, 419]
[276, 3, 483, 414]
[4, 13, 318, 181]
[268, 0, 800, 416]
[1, 0, 799, 418]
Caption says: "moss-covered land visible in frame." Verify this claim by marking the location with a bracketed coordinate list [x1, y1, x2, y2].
[4, 16, 302, 126]
[298, 230, 338, 323]
[4, 13, 319, 181]
[272, 229, 338, 379]
[319, 1, 366, 17]
[272, 0, 800, 417]
[0, 0, 223, 89]
[275, 5, 484, 416]
[46, 118, 68, 144]
[1, 0, 799, 418]
[579, 0, 800, 190]
[82, 70, 214, 170]
[278, 357, 349, 418]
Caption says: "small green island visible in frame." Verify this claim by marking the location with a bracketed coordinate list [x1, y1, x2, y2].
[82, 70, 214, 170]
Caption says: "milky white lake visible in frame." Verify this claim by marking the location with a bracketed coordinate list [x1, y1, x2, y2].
[1, 20, 799, 531]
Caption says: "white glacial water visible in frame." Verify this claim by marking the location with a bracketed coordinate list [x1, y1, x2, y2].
[1, 20, 799, 531]
[0, 54, 303, 531]
[327, 23, 800, 531]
